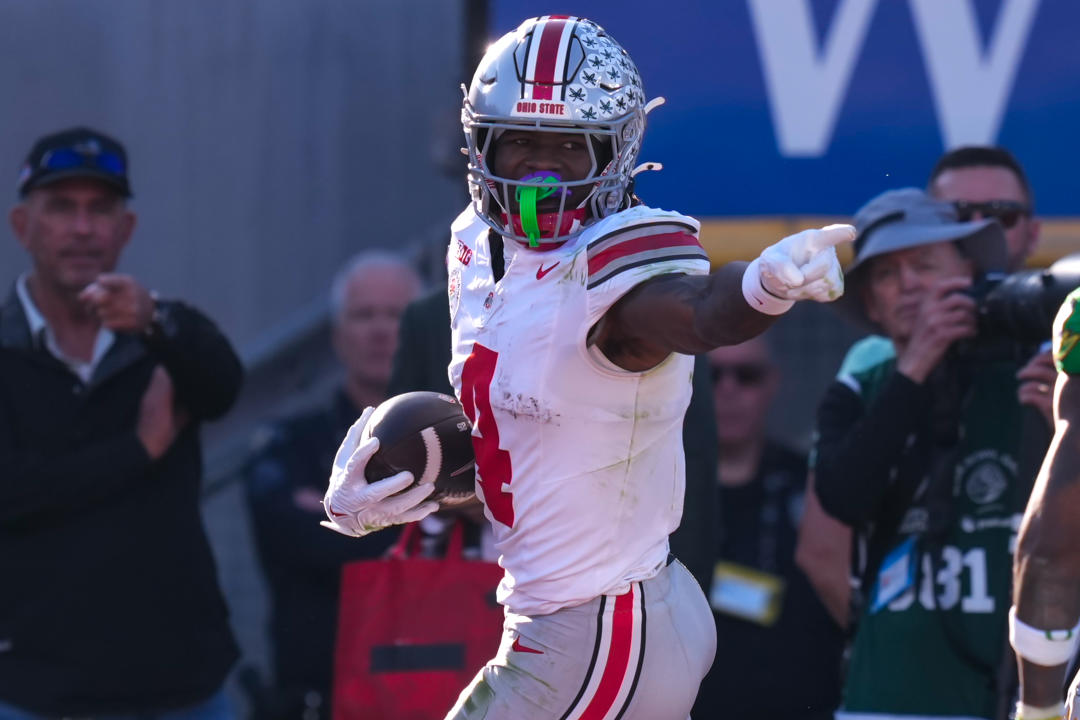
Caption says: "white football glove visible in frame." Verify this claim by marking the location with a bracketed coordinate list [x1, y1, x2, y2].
[321, 407, 439, 537]
[742, 223, 854, 315]
[1067, 667, 1080, 719]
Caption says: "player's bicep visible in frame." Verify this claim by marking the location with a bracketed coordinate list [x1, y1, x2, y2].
[1019, 375, 1080, 569]
[1045, 375, 1080, 503]
[594, 272, 704, 366]
[1056, 372, 1080, 428]
[595, 263, 774, 370]
[1014, 420, 1080, 641]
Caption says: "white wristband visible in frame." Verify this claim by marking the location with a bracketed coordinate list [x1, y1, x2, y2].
[1016, 701, 1065, 720]
[742, 258, 795, 316]
[1010, 606, 1080, 667]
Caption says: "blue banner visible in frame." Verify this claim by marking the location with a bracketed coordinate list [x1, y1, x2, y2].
[489, 1, 1080, 217]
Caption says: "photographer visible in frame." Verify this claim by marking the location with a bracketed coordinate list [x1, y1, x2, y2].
[843, 146, 1054, 425]
[815, 188, 1044, 720]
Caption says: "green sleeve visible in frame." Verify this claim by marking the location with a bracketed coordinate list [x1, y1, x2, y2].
[837, 335, 895, 378]
[1053, 287, 1080, 374]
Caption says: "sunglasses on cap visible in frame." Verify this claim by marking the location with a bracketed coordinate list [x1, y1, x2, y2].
[710, 362, 770, 387]
[952, 200, 1030, 230]
[39, 145, 126, 176]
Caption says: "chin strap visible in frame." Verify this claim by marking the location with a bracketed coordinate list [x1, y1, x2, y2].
[643, 96, 666, 115]
[630, 161, 663, 178]
[502, 207, 586, 246]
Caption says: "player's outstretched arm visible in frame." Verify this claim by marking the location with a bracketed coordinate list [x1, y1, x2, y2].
[1013, 372, 1080, 718]
[595, 225, 853, 371]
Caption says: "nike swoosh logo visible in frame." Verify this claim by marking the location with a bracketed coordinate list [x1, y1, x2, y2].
[511, 636, 544, 654]
[536, 262, 560, 280]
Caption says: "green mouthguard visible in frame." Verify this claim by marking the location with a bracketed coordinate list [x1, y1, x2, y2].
[515, 177, 559, 247]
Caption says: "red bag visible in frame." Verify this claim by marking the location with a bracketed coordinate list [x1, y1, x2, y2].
[332, 522, 505, 720]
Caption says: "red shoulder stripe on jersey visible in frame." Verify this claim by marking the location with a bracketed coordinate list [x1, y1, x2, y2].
[587, 231, 708, 289]
[586, 219, 698, 251]
[587, 231, 702, 275]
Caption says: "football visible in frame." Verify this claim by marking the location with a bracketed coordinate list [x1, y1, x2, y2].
[361, 391, 477, 506]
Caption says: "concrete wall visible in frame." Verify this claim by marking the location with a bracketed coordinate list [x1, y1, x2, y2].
[0, 0, 466, 353]
[0, 1, 468, 710]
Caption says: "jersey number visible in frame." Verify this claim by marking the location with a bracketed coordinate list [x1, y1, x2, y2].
[888, 547, 996, 614]
[460, 343, 515, 527]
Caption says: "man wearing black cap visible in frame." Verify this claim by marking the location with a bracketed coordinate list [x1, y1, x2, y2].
[812, 188, 1039, 720]
[0, 128, 242, 718]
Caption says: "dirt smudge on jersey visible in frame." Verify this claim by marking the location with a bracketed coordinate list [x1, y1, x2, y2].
[497, 391, 559, 424]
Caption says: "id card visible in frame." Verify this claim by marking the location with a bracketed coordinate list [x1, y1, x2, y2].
[870, 536, 917, 613]
[709, 562, 784, 626]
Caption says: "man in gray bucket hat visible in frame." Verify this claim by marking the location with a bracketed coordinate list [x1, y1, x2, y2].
[837, 186, 1007, 337]
[809, 186, 1046, 720]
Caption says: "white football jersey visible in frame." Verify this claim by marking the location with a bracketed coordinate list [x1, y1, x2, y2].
[447, 204, 711, 616]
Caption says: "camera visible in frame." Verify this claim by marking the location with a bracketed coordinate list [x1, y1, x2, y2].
[965, 253, 1080, 343]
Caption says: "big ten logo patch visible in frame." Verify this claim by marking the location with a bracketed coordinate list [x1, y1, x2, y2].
[448, 268, 462, 320]
[456, 239, 473, 266]
[955, 449, 1015, 510]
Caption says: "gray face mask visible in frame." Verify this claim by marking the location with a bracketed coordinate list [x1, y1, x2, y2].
[461, 16, 655, 246]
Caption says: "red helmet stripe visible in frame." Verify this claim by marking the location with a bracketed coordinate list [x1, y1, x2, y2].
[530, 17, 574, 101]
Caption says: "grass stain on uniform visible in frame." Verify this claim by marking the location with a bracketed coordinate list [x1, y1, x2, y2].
[458, 676, 495, 718]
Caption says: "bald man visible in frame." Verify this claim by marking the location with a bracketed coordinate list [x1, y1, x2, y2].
[244, 251, 422, 716]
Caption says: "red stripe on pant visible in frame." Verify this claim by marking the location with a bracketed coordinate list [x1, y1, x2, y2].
[579, 587, 636, 719]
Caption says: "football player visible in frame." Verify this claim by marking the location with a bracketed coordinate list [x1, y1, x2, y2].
[1012, 287, 1080, 720]
[323, 16, 851, 719]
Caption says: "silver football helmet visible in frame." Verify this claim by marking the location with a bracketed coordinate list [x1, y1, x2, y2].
[462, 16, 655, 246]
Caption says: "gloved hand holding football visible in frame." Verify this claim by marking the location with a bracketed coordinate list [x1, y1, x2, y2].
[322, 393, 477, 538]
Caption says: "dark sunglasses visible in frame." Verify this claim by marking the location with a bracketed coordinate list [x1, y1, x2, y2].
[710, 363, 770, 387]
[952, 200, 1030, 230]
[40, 146, 126, 176]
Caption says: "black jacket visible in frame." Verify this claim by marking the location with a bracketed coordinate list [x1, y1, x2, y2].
[695, 443, 844, 719]
[387, 288, 455, 398]
[244, 390, 401, 699]
[0, 287, 242, 715]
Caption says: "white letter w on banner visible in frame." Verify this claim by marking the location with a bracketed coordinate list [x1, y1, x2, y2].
[748, 0, 877, 157]
[910, 0, 1040, 149]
